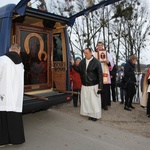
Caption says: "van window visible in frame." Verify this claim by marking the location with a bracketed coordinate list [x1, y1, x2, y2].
[53, 33, 63, 61]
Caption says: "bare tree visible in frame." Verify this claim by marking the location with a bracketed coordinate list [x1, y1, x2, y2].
[68, 0, 111, 58]
[111, 0, 150, 71]
[44, 0, 150, 69]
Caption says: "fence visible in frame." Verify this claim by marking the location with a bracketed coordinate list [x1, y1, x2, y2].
[113, 73, 144, 103]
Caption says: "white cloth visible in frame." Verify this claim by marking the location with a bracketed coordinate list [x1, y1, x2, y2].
[0, 56, 24, 112]
[140, 75, 150, 107]
[140, 89, 148, 107]
[80, 84, 101, 119]
[86, 56, 93, 69]
[147, 86, 150, 92]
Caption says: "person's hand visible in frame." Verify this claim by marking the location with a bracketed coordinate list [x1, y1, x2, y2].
[70, 59, 74, 66]
[105, 59, 109, 64]
[97, 89, 102, 94]
[135, 83, 138, 87]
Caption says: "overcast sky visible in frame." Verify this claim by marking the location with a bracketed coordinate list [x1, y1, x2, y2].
[0, 0, 150, 8]
[0, 0, 18, 6]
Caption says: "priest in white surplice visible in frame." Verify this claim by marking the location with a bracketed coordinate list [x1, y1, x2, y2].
[0, 44, 25, 147]
[71, 48, 103, 121]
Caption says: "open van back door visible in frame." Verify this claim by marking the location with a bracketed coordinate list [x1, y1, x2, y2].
[68, 0, 122, 26]
[13, 0, 30, 16]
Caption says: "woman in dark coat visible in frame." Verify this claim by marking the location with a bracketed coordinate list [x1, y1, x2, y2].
[124, 55, 137, 111]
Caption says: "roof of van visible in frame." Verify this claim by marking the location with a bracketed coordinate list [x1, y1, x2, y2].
[0, 3, 70, 25]
[25, 7, 70, 25]
[0, 0, 122, 26]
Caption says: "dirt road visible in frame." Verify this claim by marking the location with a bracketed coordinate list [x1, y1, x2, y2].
[52, 101, 150, 138]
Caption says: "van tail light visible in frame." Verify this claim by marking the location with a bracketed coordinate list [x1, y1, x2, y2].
[66, 96, 71, 101]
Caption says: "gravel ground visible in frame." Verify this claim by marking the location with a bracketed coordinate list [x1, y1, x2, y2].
[51, 100, 150, 138]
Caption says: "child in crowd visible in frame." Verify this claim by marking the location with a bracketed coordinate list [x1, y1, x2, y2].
[70, 57, 82, 107]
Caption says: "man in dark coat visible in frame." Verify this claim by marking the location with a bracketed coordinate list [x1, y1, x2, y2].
[71, 48, 103, 121]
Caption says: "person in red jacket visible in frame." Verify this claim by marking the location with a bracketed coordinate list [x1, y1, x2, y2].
[70, 57, 82, 107]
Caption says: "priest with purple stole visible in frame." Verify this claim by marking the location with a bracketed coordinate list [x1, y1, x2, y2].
[95, 42, 114, 110]
[0, 44, 25, 147]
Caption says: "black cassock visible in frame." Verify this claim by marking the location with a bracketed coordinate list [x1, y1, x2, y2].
[0, 112, 25, 145]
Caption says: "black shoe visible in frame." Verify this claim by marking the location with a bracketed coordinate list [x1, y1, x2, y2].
[91, 118, 97, 122]
[124, 106, 132, 111]
[129, 105, 135, 109]
[103, 107, 108, 111]
[88, 117, 92, 120]
[73, 102, 77, 107]
[88, 117, 97, 121]
[147, 115, 150, 118]
[120, 102, 123, 104]
[141, 105, 146, 109]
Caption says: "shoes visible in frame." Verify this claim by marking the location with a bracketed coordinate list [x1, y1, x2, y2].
[88, 117, 92, 120]
[88, 117, 97, 121]
[147, 115, 150, 118]
[124, 106, 132, 111]
[129, 105, 135, 109]
[92, 118, 97, 121]
[103, 107, 108, 111]
[73, 103, 77, 107]
[0, 145, 5, 148]
[120, 102, 123, 104]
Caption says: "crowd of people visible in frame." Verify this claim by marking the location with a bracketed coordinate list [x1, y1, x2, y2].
[0, 42, 150, 148]
[70, 41, 150, 122]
